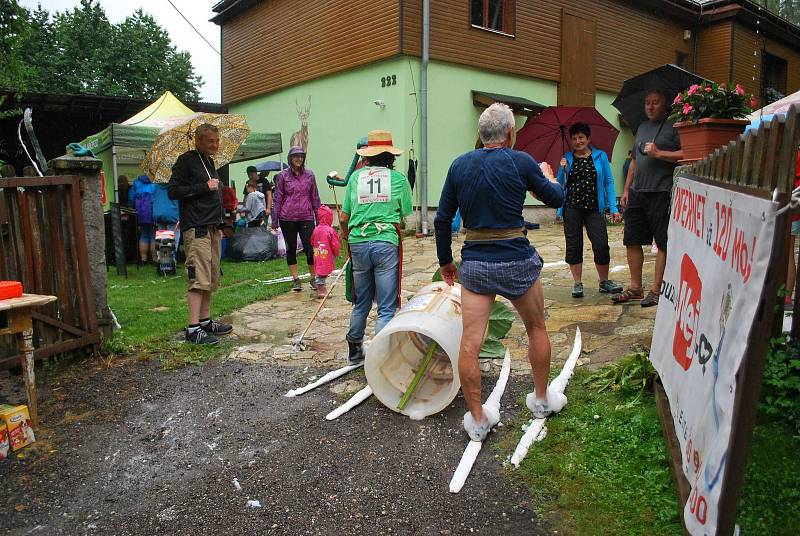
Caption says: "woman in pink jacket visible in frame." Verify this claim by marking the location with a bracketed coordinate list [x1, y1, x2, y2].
[311, 205, 340, 299]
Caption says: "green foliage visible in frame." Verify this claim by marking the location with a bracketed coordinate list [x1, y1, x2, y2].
[669, 82, 754, 123]
[106, 257, 319, 368]
[760, 334, 800, 434]
[585, 349, 656, 408]
[8, 0, 202, 101]
[502, 369, 682, 535]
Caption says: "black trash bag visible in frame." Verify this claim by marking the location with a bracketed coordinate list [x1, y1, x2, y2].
[228, 227, 278, 262]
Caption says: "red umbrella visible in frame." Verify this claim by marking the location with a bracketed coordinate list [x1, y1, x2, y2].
[514, 106, 620, 172]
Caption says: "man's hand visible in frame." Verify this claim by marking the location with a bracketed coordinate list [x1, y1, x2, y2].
[207, 178, 219, 191]
[539, 162, 557, 183]
[643, 142, 660, 158]
[440, 262, 458, 286]
[620, 189, 629, 209]
[611, 212, 622, 223]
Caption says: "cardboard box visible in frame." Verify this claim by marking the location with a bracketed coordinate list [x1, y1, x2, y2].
[0, 405, 35, 451]
[0, 421, 8, 459]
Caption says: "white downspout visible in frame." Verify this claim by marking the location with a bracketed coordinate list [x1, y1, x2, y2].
[420, 0, 430, 235]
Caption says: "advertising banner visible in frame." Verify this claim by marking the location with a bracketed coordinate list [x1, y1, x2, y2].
[650, 176, 777, 535]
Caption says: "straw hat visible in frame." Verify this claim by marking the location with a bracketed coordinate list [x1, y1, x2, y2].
[356, 130, 403, 157]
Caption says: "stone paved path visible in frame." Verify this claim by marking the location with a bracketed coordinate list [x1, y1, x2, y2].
[225, 223, 657, 378]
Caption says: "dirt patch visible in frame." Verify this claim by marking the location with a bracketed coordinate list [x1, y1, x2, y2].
[1, 358, 550, 535]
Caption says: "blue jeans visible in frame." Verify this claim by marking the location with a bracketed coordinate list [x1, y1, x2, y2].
[347, 241, 399, 342]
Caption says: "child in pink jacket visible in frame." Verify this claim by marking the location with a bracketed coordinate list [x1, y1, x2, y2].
[311, 205, 340, 299]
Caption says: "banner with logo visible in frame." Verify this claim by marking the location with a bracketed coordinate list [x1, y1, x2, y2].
[650, 176, 777, 535]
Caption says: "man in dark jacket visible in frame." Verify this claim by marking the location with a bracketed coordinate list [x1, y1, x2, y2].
[167, 123, 233, 344]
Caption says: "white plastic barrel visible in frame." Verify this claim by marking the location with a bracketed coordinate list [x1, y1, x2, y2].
[364, 282, 463, 418]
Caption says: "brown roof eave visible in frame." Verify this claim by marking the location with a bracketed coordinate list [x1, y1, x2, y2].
[699, 2, 800, 48]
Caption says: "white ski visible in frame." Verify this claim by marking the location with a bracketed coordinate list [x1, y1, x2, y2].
[284, 363, 363, 398]
[510, 327, 582, 468]
[449, 349, 512, 493]
[325, 385, 373, 420]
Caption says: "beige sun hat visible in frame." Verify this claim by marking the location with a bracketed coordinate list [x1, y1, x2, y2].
[356, 130, 404, 157]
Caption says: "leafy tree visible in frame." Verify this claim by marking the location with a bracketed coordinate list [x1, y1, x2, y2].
[0, 0, 31, 118]
[11, 0, 202, 101]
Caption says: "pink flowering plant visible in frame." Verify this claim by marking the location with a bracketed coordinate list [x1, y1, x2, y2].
[669, 82, 755, 123]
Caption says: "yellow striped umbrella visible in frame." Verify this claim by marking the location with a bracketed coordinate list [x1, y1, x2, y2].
[142, 113, 251, 183]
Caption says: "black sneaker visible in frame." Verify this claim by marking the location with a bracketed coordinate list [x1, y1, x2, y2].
[292, 279, 302, 292]
[186, 328, 219, 345]
[202, 319, 233, 335]
[347, 340, 365, 365]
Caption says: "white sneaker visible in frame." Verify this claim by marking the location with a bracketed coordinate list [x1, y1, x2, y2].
[463, 404, 501, 442]
[526, 386, 567, 419]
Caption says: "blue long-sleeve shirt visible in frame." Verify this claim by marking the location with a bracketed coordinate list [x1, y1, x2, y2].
[434, 148, 564, 265]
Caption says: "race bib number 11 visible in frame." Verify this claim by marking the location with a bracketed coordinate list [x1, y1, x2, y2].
[358, 169, 392, 204]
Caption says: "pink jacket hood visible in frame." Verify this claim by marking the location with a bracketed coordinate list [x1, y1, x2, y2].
[317, 204, 333, 226]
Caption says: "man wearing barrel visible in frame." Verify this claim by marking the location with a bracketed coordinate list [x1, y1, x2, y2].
[435, 103, 566, 442]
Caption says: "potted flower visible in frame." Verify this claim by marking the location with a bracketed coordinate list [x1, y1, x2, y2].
[669, 82, 758, 162]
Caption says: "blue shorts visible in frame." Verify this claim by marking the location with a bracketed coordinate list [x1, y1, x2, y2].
[459, 253, 543, 300]
[139, 223, 155, 245]
[792, 219, 800, 236]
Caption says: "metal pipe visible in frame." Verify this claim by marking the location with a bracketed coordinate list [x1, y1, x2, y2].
[111, 144, 120, 202]
[420, 0, 430, 235]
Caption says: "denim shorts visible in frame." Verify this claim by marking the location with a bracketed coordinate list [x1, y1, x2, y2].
[792, 219, 800, 236]
[459, 253, 543, 300]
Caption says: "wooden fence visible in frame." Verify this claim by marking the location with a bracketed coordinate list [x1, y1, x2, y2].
[0, 175, 100, 369]
[657, 104, 799, 535]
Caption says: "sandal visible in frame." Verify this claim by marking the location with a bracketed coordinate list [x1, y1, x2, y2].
[641, 291, 660, 307]
[611, 287, 644, 303]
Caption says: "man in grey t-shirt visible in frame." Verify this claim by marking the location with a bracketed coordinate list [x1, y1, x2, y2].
[613, 89, 683, 307]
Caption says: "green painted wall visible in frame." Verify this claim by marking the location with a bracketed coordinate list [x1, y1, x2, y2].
[228, 58, 633, 211]
[425, 60, 558, 206]
[229, 57, 418, 206]
[595, 90, 635, 198]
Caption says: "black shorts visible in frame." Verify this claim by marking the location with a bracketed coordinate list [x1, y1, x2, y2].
[623, 190, 670, 250]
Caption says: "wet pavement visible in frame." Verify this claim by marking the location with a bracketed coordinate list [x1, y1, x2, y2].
[226, 222, 658, 376]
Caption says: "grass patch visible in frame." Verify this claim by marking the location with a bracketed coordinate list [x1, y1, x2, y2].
[499, 369, 682, 536]
[106, 257, 314, 367]
[500, 363, 800, 535]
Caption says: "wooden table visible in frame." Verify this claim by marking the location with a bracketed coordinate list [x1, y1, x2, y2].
[0, 293, 57, 428]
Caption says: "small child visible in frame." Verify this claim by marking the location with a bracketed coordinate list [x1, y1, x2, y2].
[311, 205, 340, 299]
[234, 204, 247, 231]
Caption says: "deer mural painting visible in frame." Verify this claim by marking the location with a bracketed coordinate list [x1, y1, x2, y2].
[290, 96, 311, 151]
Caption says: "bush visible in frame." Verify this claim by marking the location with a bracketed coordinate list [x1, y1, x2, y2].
[761, 335, 800, 434]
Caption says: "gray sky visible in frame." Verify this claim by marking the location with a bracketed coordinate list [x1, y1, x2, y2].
[19, 0, 221, 103]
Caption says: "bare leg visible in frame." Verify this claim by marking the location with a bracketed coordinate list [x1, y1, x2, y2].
[510, 280, 550, 399]
[596, 263, 610, 281]
[626, 245, 644, 290]
[652, 249, 667, 294]
[289, 264, 299, 279]
[200, 291, 212, 320]
[569, 263, 583, 283]
[188, 289, 204, 325]
[458, 287, 495, 423]
[138, 242, 149, 263]
[150, 242, 157, 263]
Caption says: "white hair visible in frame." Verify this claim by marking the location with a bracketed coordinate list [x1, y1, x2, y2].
[478, 103, 515, 144]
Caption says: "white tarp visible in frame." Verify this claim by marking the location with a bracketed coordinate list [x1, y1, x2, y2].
[650, 176, 777, 535]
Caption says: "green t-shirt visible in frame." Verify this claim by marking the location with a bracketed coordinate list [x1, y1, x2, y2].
[342, 166, 413, 246]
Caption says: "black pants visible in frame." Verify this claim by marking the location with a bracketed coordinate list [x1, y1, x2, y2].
[563, 206, 611, 266]
[280, 220, 314, 266]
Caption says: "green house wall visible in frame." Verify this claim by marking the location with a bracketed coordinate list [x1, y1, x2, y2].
[229, 56, 635, 210]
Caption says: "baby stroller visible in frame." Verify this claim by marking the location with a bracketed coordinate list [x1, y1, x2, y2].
[154, 229, 177, 276]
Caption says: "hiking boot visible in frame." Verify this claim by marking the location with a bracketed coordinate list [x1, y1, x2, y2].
[347, 339, 365, 365]
[599, 279, 623, 294]
[526, 387, 567, 419]
[186, 328, 219, 345]
[316, 284, 327, 299]
[571, 282, 584, 298]
[309, 279, 318, 290]
[641, 291, 660, 307]
[463, 404, 501, 442]
[292, 278, 302, 292]
[201, 319, 233, 335]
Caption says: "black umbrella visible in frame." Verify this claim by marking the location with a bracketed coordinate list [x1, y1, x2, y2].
[612, 64, 707, 132]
